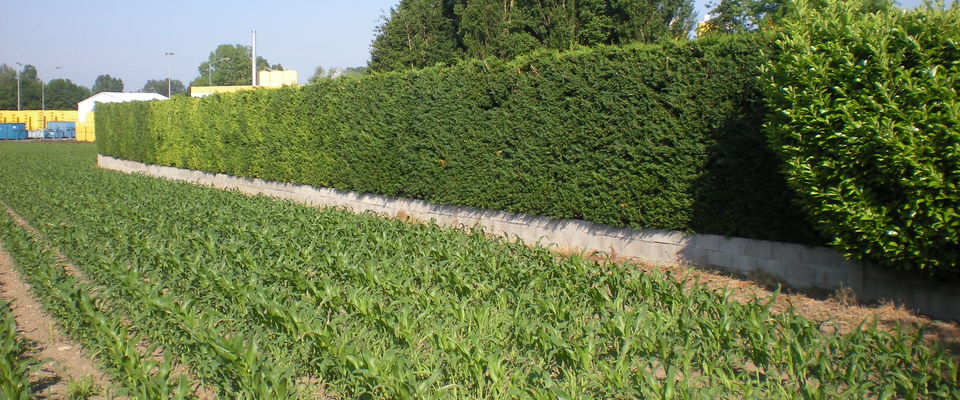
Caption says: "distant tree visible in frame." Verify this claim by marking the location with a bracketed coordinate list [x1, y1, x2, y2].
[189, 44, 277, 87]
[309, 66, 368, 84]
[342, 67, 368, 78]
[92, 74, 124, 93]
[43, 79, 91, 109]
[369, 0, 698, 72]
[308, 66, 330, 84]
[0, 64, 16, 110]
[607, 0, 697, 42]
[700, 0, 790, 34]
[9, 64, 41, 110]
[141, 79, 185, 96]
[369, 0, 461, 71]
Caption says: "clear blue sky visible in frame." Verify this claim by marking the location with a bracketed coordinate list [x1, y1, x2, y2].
[1, 0, 932, 92]
[1, 0, 400, 90]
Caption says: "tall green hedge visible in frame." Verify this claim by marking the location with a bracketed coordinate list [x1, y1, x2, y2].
[98, 35, 820, 244]
[762, 0, 960, 275]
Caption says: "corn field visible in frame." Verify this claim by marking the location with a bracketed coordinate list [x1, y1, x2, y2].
[0, 142, 957, 399]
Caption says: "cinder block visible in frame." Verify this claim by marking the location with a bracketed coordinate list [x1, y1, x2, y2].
[798, 246, 839, 267]
[823, 263, 863, 293]
[771, 242, 805, 263]
[689, 234, 722, 251]
[719, 236, 749, 255]
[740, 239, 771, 259]
[785, 262, 818, 287]
[728, 254, 760, 273]
[754, 259, 787, 280]
[705, 249, 732, 268]
[677, 246, 708, 265]
[637, 243, 670, 264]
[657, 243, 684, 261]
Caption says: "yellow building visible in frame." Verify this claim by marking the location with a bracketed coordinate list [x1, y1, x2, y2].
[0, 110, 78, 131]
[190, 69, 299, 97]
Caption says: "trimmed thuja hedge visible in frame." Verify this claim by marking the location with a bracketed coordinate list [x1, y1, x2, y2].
[98, 35, 820, 244]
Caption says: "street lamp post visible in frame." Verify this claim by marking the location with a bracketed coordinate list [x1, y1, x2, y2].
[208, 57, 231, 86]
[164, 52, 175, 97]
[41, 66, 63, 137]
[15, 62, 22, 111]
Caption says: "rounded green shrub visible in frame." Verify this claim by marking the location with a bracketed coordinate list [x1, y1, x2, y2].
[762, 0, 960, 275]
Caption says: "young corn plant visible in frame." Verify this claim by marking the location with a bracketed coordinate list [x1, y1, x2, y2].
[0, 299, 43, 400]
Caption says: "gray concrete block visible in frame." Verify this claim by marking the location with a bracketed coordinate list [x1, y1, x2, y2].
[728, 254, 760, 274]
[771, 242, 805, 263]
[783, 262, 817, 288]
[743, 239, 773, 259]
[657, 243, 684, 262]
[677, 247, 709, 266]
[688, 234, 722, 251]
[754, 259, 787, 281]
[823, 263, 863, 293]
[798, 246, 839, 266]
[705, 249, 732, 268]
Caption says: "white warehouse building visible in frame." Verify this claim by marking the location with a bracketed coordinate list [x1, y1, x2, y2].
[77, 92, 168, 122]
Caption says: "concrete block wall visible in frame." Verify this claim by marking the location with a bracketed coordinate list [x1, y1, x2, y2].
[98, 155, 960, 321]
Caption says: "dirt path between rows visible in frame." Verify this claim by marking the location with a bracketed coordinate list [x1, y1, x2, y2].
[0, 243, 111, 399]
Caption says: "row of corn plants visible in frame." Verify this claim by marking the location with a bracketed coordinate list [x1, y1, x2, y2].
[0, 298, 42, 399]
[0, 211, 192, 398]
[0, 141, 957, 399]
[0, 215, 296, 395]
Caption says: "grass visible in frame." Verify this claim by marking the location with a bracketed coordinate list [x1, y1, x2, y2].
[65, 376, 99, 400]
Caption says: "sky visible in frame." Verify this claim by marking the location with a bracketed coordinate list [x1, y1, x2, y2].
[1, 0, 935, 92]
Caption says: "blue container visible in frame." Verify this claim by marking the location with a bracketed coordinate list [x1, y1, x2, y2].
[45, 121, 76, 139]
[0, 123, 27, 140]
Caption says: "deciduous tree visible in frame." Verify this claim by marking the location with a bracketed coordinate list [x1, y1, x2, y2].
[369, 0, 698, 72]
[141, 79, 185, 96]
[92, 74, 124, 93]
[43, 79, 91, 109]
[189, 44, 279, 87]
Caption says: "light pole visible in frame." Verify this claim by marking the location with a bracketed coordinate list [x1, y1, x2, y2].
[41, 66, 62, 136]
[15, 62, 22, 111]
[208, 57, 231, 86]
[164, 52, 174, 97]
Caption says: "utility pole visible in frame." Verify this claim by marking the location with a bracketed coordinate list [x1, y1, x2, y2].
[208, 57, 231, 86]
[40, 66, 62, 136]
[15, 62, 22, 111]
[164, 52, 175, 97]
[251, 30, 257, 86]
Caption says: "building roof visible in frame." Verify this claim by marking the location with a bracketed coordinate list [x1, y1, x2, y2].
[78, 92, 168, 107]
[76, 92, 169, 122]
